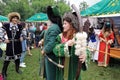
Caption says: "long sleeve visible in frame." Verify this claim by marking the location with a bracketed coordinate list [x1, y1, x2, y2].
[43, 24, 61, 54]
[39, 30, 45, 40]
[53, 34, 69, 57]
[109, 32, 114, 41]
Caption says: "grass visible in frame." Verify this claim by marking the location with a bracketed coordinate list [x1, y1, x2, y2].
[0, 48, 120, 80]
[81, 59, 120, 80]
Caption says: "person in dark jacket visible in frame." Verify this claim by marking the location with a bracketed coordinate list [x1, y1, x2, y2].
[40, 6, 63, 80]
[1, 12, 23, 80]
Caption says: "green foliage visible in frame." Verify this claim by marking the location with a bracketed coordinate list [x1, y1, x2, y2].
[57, 1, 71, 15]
[31, 0, 55, 13]
[1, 0, 71, 21]
[79, 1, 89, 11]
[0, 3, 6, 15]
[2, 0, 34, 21]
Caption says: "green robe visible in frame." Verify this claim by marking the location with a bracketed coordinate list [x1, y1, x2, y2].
[43, 23, 61, 80]
[53, 33, 82, 80]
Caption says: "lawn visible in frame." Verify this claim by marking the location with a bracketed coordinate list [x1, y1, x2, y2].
[0, 48, 120, 80]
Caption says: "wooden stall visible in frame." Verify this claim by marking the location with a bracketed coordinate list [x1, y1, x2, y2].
[110, 27, 120, 59]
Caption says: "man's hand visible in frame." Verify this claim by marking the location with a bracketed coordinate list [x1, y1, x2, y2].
[38, 39, 44, 47]
[0, 39, 2, 42]
[38, 41, 42, 47]
[4, 39, 10, 43]
[41, 50, 45, 55]
[20, 37, 23, 41]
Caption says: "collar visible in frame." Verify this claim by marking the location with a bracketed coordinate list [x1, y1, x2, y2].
[10, 22, 18, 29]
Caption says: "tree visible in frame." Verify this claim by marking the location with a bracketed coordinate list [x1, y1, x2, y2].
[57, 1, 71, 15]
[0, 3, 6, 15]
[31, 0, 55, 13]
[0, 0, 71, 21]
[2, 0, 34, 21]
[79, 1, 89, 11]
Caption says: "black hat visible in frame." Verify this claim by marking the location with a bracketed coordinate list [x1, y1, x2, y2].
[47, 6, 60, 17]
[46, 5, 63, 31]
[47, 6, 61, 23]
[104, 19, 111, 28]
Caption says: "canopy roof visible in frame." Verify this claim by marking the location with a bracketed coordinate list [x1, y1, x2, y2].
[81, 0, 120, 17]
[0, 15, 8, 22]
[26, 12, 48, 22]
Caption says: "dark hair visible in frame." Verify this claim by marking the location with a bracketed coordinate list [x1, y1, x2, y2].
[63, 17, 72, 25]
[44, 23, 47, 26]
[20, 22, 25, 27]
[10, 16, 19, 22]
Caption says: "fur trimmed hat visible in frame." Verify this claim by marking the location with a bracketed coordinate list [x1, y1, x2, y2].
[63, 12, 79, 32]
[8, 12, 21, 21]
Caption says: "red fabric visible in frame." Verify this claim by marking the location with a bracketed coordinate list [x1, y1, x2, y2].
[98, 32, 114, 65]
[0, 74, 3, 80]
[43, 26, 47, 30]
[61, 35, 68, 43]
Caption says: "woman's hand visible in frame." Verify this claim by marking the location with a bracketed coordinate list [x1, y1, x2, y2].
[100, 37, 106, 42]
[107, 40, 113, 44]
[79, 53, 86, 63]
[67, 39, 75, 46]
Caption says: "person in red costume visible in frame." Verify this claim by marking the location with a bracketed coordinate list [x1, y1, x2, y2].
[98, 19, 114, 67]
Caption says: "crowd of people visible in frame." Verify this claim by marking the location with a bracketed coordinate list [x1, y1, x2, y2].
[0, 5, 116, 80]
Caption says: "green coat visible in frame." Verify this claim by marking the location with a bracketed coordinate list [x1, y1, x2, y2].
[43, 23, 61, 80]
[53, 33, 81, 80]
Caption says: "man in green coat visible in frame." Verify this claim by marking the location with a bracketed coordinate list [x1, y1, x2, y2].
[41, 6, 63, 80]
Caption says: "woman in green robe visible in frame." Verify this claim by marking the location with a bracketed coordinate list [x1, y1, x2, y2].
[53, 12, 87, 80]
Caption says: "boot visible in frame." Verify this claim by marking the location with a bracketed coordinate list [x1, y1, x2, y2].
[16, 70, 22, 74]
[15, 59, 22, 74]
[2, 61, 10, 80]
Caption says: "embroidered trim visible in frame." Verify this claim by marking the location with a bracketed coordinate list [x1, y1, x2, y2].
[4, 54, 21, 61]
[64, 43, 70, 57]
